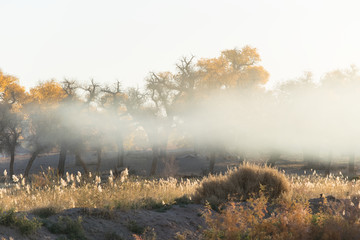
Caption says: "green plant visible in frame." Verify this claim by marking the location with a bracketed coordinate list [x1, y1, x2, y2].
[125, 197, 172, 212]
[105, 231, 124, 240]
[16, 215, 42, 235]
[141, 227, 157, 240]
[0, 209, 41, 235]
[174, 195, 193, 206]
[32, 206, 60, 218]
[0, 209, 16, 226]
[126, 220, 145, 235]
[175, 230, 193, 240]
[45, 216, 86, 240]
[80, 207, 114, 219]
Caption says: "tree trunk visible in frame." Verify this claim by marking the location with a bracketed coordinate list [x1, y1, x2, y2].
[75, 152, 88, 174]
[238, 153, 244, 164]
[349, 154, 356, 178]
[209, 151, 216, 174]
[24, 150, 40, 177]
[303, 148, 320, 169]
[57, 143, 67, 176]
[9, 147, 15, 178]
[268, 152, 280, 167]
[304, 153, 314, 168]
[75, 152, 82, 166]
[324, 151, 332, 176]
[150, 146, 159, 176]
[96, 148, 102, 172]
[160, 144, 167, 164]
[116, 140, 124, 168]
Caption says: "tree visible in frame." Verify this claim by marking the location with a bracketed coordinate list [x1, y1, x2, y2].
[22, 80, 66, 177]
[197, 46, 269, 90]
[124, 87, 163, 175]
[28, 80, 66, 104]
[101, 81, 129, 168]
[320, 66, 360, 176]
[0, 105, 23, 177]
[22, 106, 58, 177]
[80, 79, 103, 171]
[0, 70, 26, 177]
[56, 79, 81, 176]
[195, 47, 269, 172]
[0, 70, 27, 108]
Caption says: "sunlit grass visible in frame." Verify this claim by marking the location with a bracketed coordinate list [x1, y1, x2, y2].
[0, 165, 360, 214]
[289, 170, 360, 200]
[0, 168, 199, 212]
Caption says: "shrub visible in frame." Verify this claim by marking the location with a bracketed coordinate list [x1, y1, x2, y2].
[16, 215, 42, 235]
[174, 195, 193, 206]
[126, 220, 145, 235]
[193, 162, 290, 205]
[105, 232, 124, 240]
[45, 216, 86, 240]
[80, 207, 115, 219]
[203, 196, 360, 240]
[31, 206, 60, 218]
[0, 209, 42, 235]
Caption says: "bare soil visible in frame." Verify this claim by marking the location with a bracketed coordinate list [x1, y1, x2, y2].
[0, 204, 206, 240]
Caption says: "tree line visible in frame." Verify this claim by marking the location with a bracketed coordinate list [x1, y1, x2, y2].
[0, 46, 359, 177]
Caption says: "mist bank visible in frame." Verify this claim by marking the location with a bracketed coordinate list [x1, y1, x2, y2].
[21, 80, 360, 159]
[183, 84, 360, 155]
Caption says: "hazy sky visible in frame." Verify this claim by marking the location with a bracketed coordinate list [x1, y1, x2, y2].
[1, 0, 360, 90]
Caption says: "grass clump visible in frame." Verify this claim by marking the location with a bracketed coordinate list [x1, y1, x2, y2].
[31, 206, 60, 218]
[126, 220, 145, 234]
[174, 195, 193, 206]
[0, 209, 42, 235]
[16, 215, 42, 235]
[193, 162, 290, 206]
[105, 231, 124, 240]
[80, 207, 115, 219]
[44, 216, 86, 240]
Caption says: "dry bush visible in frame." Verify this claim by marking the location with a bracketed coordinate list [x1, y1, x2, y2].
[203, 194, 360, 240]
[193, 162, 290, 205]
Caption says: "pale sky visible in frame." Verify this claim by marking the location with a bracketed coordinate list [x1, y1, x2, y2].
[1, 0, 360, 90]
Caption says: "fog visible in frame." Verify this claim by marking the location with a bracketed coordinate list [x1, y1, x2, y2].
[189, 85, 360, 157]
[24, 79, 360, 160]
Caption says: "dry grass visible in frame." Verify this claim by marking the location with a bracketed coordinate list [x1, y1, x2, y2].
[0, 168, 198, 212]
[289, 170, 360, 200]
[0, 165, 358, 213]
[203, 192, 360, 240]
[193, 162, 290, 206]
[1, 164, 360, 238]
[201, 168, 360, 240]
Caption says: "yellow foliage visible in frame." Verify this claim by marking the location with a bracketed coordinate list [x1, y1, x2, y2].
[0, 69, 27, 109]
[197, 57, 229, 89]
[28, 80, 66, 104]
[196, 46, 268, 90]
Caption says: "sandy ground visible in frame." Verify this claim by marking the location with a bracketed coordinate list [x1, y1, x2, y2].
[0, 204, 206, 240]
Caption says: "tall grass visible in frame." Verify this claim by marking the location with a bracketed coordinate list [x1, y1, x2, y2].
[0, 168, 198, 212]
[290, 170, 360, 200]
[1, 164, 360, 239]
